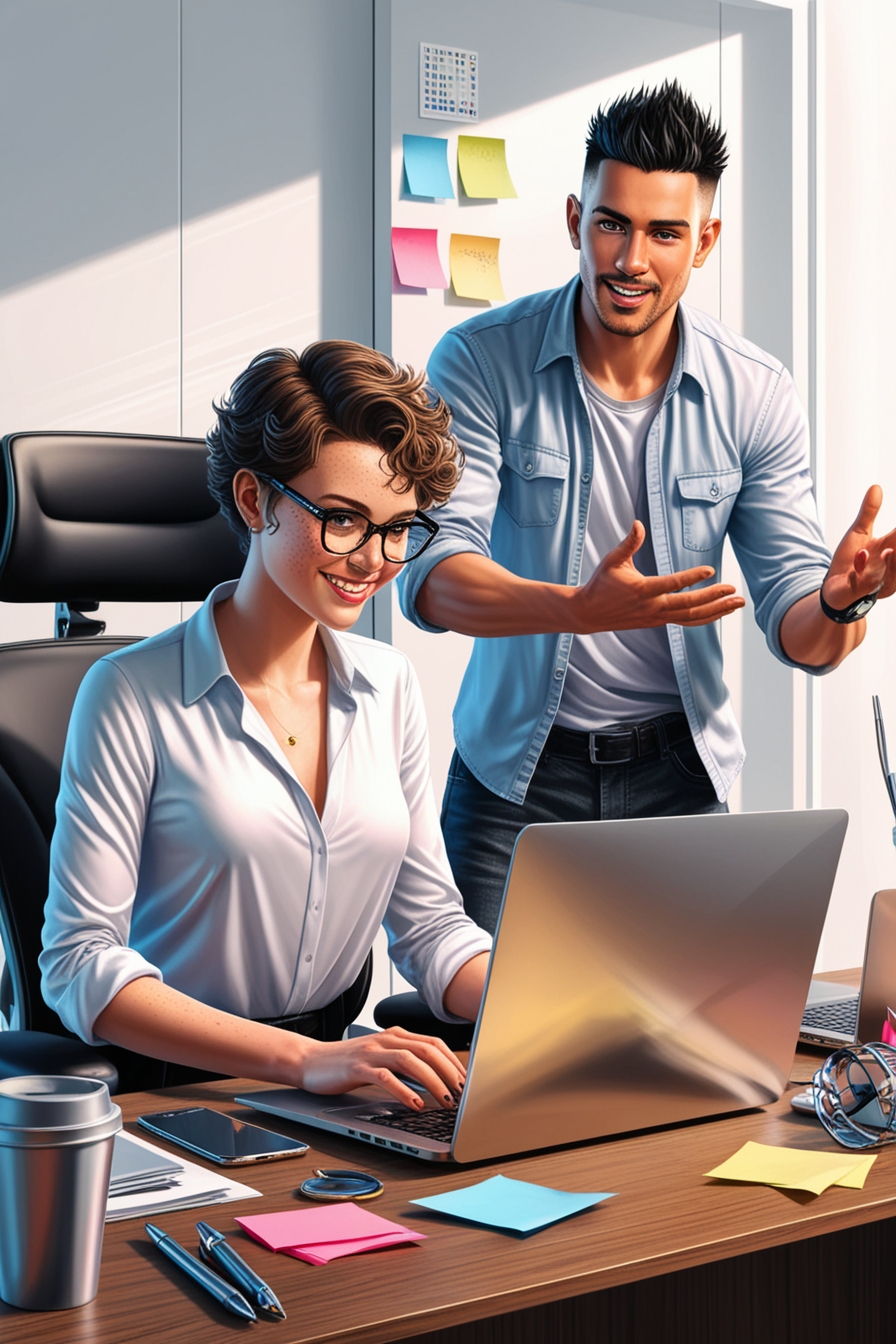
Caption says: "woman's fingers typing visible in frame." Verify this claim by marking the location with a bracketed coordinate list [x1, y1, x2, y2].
[297, 1027, 466, 1110]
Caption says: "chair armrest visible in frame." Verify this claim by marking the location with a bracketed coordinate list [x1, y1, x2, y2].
[373, 992, 474, 1051]
[0, 1030, 119, 1093]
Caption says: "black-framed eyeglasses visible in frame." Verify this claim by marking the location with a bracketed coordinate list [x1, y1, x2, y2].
[255, 474, 439, 565]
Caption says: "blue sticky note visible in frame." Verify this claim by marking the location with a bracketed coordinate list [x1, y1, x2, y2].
[410, 1174, 615, 1234]
[403, 134, 455, 199]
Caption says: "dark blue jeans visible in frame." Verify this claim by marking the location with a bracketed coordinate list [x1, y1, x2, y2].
[441, 713, 728, 934]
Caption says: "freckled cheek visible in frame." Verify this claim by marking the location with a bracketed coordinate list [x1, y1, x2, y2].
[268, 518, 327, 582]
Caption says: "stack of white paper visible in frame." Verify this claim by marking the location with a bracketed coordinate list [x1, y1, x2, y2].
[106, 1131, 262, 1222]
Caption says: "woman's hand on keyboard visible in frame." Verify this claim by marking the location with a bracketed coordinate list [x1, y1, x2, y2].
[296, 1027, 465, 1110]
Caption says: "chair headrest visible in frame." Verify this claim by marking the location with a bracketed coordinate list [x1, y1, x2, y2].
[0, 432, 245, 602]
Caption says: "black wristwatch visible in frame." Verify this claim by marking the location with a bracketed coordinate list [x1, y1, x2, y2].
[819, 583, 882, 624]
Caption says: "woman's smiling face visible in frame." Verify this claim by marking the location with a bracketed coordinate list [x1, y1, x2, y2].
[241, 439, 416, 631]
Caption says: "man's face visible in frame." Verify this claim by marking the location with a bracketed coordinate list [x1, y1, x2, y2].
[567, 159, 720, 339]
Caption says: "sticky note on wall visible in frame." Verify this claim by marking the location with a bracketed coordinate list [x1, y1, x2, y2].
[449, 234, 504, 301]
[391, 227, 448, 289]
[402, 134, 455, 198]
[457, 136, 517, 198]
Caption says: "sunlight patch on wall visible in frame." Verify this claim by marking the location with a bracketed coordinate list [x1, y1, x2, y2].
[0, 230, 180, 436]
[182, 174, 322, 436]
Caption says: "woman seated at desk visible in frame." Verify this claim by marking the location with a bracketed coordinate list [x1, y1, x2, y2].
[39, 341, 492, 1104]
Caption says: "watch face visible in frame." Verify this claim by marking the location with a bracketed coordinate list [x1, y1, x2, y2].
[821, 586, 881, 623]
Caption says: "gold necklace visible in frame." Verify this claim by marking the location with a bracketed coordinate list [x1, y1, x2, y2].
[260, 676, 299, 747]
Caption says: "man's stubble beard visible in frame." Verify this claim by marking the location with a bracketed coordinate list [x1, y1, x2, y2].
[590, 279, 671, 339]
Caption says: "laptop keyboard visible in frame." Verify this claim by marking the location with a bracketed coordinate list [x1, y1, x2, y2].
[802, 998, 859, 1034]
[354, 1105, 458, 1144]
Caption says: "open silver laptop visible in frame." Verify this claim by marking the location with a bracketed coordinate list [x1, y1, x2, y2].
[238, 809, 847, 1163]
[799, 889, 896, 1047]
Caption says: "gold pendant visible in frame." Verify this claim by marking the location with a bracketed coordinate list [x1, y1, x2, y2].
[286, 735, 297, 746]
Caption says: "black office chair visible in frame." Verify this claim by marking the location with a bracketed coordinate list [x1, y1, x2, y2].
[0, 429, 465, 1087]
[0, 431, 246, 1087]
[373, 991, 474, 1051]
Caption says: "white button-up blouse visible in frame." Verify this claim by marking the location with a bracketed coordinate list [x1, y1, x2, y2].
[40, 582, 492, 1045]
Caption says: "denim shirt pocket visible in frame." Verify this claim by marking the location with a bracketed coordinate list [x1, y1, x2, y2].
[677, 468, 742, 552]
[499, 439, 570, 527]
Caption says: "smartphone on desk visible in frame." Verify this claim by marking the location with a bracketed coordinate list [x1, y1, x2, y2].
[138, 1105, 309, 1165]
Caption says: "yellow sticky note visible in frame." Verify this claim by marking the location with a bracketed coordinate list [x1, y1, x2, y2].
[833, 1154, 877, 1189]
[449, 234, 505, 301]
[705, 1141, 869, 1196]
[457, 136, 517, 198]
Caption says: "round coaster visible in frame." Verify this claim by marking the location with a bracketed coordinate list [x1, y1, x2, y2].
[297, 1168, 385, 1201]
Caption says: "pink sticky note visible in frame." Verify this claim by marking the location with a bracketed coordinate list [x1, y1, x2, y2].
[391, 227, 448, 289]
[283, 1228, 422, 1265]
[236, 1203, 425, 1264]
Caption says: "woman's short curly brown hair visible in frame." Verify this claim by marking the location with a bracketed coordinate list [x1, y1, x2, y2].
[207, 340, 460, 550]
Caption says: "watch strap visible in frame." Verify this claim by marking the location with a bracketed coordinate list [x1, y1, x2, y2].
[819, 584, 881, 624]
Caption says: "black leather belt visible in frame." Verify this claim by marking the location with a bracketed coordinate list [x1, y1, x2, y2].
[546, 713, 692, 765]
[258, 949, 374, 1042]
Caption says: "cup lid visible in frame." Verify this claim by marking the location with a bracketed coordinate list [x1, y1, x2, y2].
[0, 1075, 118, 1133]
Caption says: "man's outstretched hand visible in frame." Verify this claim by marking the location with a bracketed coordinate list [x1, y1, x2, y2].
[569, 520, 745, 634]
[821, 485, 896, 610]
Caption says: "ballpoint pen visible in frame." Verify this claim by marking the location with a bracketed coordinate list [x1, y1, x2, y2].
[197, 1221, 287, 1322]
[144, 1222, 257, 1322]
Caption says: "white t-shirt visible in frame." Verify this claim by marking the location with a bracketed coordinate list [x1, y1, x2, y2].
[554, 374, 683, 730]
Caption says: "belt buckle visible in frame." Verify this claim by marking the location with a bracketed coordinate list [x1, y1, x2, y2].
[588, 730, 635, 765]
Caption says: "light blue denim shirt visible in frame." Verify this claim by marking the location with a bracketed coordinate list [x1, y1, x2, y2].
[399, 278, 832, 804]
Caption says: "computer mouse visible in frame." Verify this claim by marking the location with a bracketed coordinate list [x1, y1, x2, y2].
[790, 1087, 817, 1114]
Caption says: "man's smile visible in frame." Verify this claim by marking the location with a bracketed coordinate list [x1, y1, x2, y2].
[601, 278, 659, 308]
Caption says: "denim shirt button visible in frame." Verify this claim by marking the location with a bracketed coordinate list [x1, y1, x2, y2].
[710, 482, 720, 497]
[581, 473, 591, 484]
[553, 668, 563, 679]
[524, 462, 533, 473]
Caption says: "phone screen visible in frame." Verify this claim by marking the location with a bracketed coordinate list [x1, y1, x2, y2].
[137, 1106, 309, 1165]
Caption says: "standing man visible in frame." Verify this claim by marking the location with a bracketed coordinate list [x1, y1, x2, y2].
[398, 81, 896, 933]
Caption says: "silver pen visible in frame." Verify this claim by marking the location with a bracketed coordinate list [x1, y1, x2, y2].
[197, 1220, 286, 1321]
[145, 1222, 256, 1322]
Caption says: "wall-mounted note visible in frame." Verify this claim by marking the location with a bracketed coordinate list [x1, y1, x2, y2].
[449, 233, 504, 301]
[457, 136, 517, 199]
[403, 134, 455, 198]
[391, 227, 448, 289]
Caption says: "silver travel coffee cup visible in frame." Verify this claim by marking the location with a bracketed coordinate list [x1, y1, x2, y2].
[0, 1075, 122, 1310]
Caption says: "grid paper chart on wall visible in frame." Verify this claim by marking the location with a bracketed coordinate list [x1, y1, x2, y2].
[419, 44, 478, 122]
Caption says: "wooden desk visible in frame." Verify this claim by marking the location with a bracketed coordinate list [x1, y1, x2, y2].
[2, 980, 893, 1344]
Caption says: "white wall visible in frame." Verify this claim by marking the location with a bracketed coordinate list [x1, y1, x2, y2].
[1, 0, 885, 1021]
[0, 0, 377, 641]
[812, 0, 896, 967]
[0, 0, 395, 1025]
[387, 0, 801, 822]
[388, 0, 724, 798]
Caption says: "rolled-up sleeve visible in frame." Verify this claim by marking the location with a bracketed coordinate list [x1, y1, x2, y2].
[726, 366, 833, 671]
[398, 329, 505, 633]
[382, 658, 492, 1020]
[39, 658, 162, 1044]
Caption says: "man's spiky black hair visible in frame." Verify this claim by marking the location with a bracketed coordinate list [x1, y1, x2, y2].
[584, 80, 728, 193]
